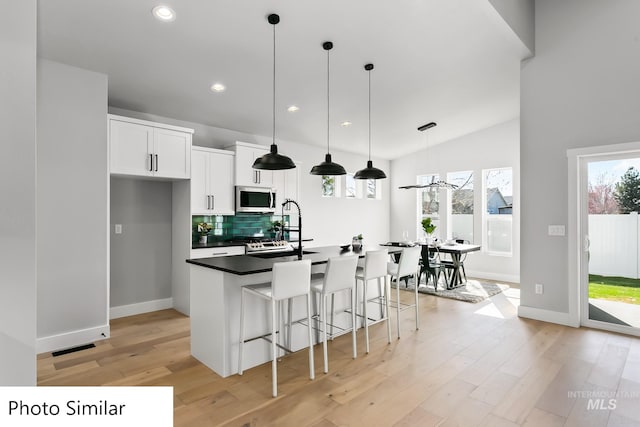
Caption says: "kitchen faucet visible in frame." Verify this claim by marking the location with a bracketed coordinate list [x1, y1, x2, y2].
[282, 198, 302, 260]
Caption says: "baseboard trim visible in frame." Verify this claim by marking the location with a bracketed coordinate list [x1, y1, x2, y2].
[110, 298, 174, 320]
[518, 305, 580, 327]
[37, 324, 110, 354]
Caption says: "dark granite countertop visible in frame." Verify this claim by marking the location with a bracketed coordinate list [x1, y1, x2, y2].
[186, 244, 402, 275]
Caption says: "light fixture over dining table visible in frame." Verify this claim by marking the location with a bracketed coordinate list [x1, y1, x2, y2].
[398, 122, 458, 190]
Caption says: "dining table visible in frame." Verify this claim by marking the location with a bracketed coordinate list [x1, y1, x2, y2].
[382, 241, 481, 289]
[425, 242, 481, 289]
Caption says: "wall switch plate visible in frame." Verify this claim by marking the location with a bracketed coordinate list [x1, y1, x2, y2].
[115, 224, 122, 234]
[548, 225, 565, 236]
[535, 283, 543, 294]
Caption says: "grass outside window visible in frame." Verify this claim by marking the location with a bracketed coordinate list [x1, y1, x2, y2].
[589, 274, 640, 305]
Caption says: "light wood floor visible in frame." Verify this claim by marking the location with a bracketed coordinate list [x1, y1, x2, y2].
[37, 287, 640, 426]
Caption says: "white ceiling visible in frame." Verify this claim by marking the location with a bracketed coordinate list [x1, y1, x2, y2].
[37, 0, 527, 160]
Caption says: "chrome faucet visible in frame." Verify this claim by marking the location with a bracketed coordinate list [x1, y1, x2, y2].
[282, 198, 302, 260]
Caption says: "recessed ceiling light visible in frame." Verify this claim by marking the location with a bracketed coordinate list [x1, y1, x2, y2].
[341, 121, 352, 127]
[287, 105, 299, 113]
[152, 5, 176, 22]
[210, 83, 226, 93]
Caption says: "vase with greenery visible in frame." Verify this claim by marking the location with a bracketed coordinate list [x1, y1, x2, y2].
[352, 233, 363, 250]
[421, 218, 436, 243]
[197, 222, 212, 244]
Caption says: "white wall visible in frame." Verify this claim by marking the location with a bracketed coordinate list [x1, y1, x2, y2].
[520, 0, 640, 319]
[109, 107, 391, 248]
[390, 119, 520, 283]
[36, 59, 109, 352]
[0, 0, 37, 385]
[489, 0, 535, 54]
[110, 177, 173, 307]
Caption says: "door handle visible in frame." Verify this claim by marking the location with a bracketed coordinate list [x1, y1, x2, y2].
[211, 195, 214, 210]
[206, 195, 210, 210]
[149, 153, 153, 171]
[155, 154, 158, 172]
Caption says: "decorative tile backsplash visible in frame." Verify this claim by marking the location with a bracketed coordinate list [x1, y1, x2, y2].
[192, 213, 290, 244]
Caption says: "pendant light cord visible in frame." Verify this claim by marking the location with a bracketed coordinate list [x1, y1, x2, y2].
[368, 68, 372, 161]
[272, 21, 276, 145]
[326, 47, 330, 154]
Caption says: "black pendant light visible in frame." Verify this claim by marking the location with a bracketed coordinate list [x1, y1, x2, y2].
[310, 41, 346, 176]
[354, 64, 386, 180]
[253, 13, 296, 171]
[398, 122, 458, 189]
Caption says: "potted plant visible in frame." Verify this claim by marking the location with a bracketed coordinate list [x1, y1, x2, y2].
[197, 222, 212, 244]
[421, 218, 436, 244]
[270, 220, 283, 240]
[352, 233, 363, 250]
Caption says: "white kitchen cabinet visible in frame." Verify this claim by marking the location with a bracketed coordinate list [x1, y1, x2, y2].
[191, 147, 235, 215]
[190, 246, 245, 259]
[109, 114, 193, 179]
[227, 141, 273, 186]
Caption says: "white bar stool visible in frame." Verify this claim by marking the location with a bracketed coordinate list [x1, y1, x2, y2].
[355, 249, 391, 353]
[238, 259, 315, 397]
[387, 246, 422, 338]
[310, 255, 359, 373]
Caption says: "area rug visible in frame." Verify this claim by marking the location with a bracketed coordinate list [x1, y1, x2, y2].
[394, 278, 509, 303]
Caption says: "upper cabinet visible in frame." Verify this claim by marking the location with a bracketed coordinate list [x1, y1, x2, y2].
[191, 147, 235, 215]
[109, 114, 193, 179]
[228, 141, 273, 187]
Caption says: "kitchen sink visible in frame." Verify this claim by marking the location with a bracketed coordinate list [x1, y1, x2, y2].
[247, 250, 317, 259]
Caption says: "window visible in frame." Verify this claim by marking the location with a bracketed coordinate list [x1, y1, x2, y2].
[448, 171, 474, 243]
[322, 175, 335, 197]
[346, 173, 357, 198]
[484, 168, 513, 255]
[366, 179, 376, 199]
[417, 174, 440, 236]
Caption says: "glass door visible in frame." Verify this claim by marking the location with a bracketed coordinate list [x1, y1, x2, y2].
[580, 154, 640, 334]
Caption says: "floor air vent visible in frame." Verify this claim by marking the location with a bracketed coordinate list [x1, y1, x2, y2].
[52, 343, 96, 357]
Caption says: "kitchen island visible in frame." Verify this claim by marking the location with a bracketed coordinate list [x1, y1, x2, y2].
[186, 245, 401, 377]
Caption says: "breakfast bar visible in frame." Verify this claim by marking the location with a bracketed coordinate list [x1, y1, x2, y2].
[186, 245, 401, 377]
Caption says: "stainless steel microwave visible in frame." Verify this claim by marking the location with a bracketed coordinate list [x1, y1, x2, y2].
[235, 186, 277, 213]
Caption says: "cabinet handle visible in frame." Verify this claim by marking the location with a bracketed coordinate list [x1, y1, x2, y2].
[211, 252, 227, 256]
[149, 154, 153, 171]
[206, 195, 210, 210]
[211, 195, 214, 210]
[155, 154, 158, 172]
[258, 170, 261, 184]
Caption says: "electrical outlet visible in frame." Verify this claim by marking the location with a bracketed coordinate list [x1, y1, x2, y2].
[535, 283, 543, 294]
[115, 224, 122, 234]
